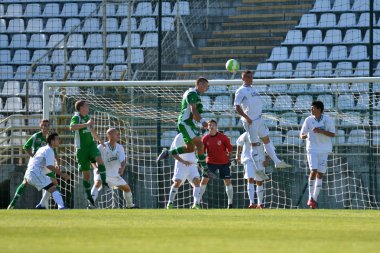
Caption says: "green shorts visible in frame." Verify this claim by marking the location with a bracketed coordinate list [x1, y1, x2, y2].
[178, 122, 199, 144]
[45, 171, 57, 179]
[76, 141, 101, 171]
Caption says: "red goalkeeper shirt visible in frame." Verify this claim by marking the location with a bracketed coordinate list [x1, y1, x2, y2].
[202, 132, 233, 164]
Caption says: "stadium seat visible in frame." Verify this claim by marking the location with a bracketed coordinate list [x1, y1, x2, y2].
[119, 18, 138, 31]
[138, 18, 157, 31]
[273, 95, 292, 111]
[129, 49, 144, 63]
[350, 83, 369, 92]
[224, 130, 241, 145]
[261, 95, 273, 110]
[3, 97, 23, 112]
[5, 4, 23, 17]
[7, 114, 24, 127]
[28, 97, 42, 112]
[334, 62, 353, 76]
[98, 3, 116, 17]
[115, 4, 130, 17]
[308, 46, 328, 61]
[331, 0, 351, 12]
[267, 84, 288, 93]
[61, 3, 79, 17]
[201, 96, 212, 111]
[282, 30, 303, 45]
[63, 18, 81, 32]
[82, 18, 100, 32]
[313, 62, 333, 77]
[337, 94, 355, 109]
[317, 94, 334, 109]
[262, 113, 278, 127]
[253, 85, 267, 93]
[376, 0, 380, 10]
[293, 62, 312, 77]
[268, 131, 282, 145]
[52, 65, 69, 80]
[318, 13, 336, 27]
[102, 18, 119, 32]
[354, 62, 369, 76]
[153, 2, 172, 16]
[88, 50, 103, 64]
[160, 131, 177, 147]
[9, 34, 27, 48]
[273, 62, 292, 78]
[134, 2, 153, 16]
[27, 114, 42, 127]
[363, 29, 380, 43]
[330, 83, 349, 92]
[172, 1, 190, 15]
[69, 50, 87, 64]
[67, 34, 84, 48]
[7, 19, 25, 33]
[207, 86, 227, 94]
[50, 97, 62, 112]
[288, 46, 308, 61]
[107, 49, 125, 63]
[288, 83, 308, 93]
[323, 29, 342, 44]
[24, 3, 41, 17]
[309, 83, 330, 93]
[356, 13, 375, 27]
[28, 34, 47, 48]
[337, 13, 356, 27]
[356, 94, 369, 109]
[42, 3, 60, 17]
[2, 81, 20, 96]
[107, 33, 122, 48]
[303, 30, 322, 44]
[47, 34, 64, 48]
[91, 65, 109, 80]
[294, 95, 312, 111]
[329, 46, 347, 60]
[31, 50, 49, 64]
[212, 96, 232, 111]
[0, 66, 13, 80]
[45, 18, 62, 32]
[0, 19, 6, 33]
[352, 0, 369, 11]
[342, 29, 362, 44]
[348, 45, 368, 60]
[373, 130, 380, 146]
[254, 63, 273, 78]
[162, 17, 175, 31]
[279, 112, 298, 127]
[26, 19, 43, 32]
[331, 129, 345, 145]
[217, 116, 236, 127]
[141, 33, 158, 47]
[10, 131, 28, 146]
[79, 3, 97, 17]
[268, 47, 288, 61]
[85, 34, 102, 48]
[33, 65, 51, 80]
[283, 130, 302, 146]
[14, 66, 29, 80]
[311, 0, 331, 12]
[374, 45, 380, 60]
[64, 86, 80, 96]
[0, 4, 4, 17]
[71, 65, 90, 80]
[110, 65, 127, 80]
[347, 129, 368, 145]
[19, 81, 40, 96]
[12, 50, 30, 64]
[0, 50, 11, 64]
[373, 112, 380, 124]
[0, 114, 4, 128]
[0, 34, 8, 48]
[50, 50, 64, 64]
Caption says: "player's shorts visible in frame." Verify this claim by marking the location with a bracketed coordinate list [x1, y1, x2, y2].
[76, 141, 101, 171]
[172, 163, 200, 183]
[205, 163, 231, 179]
[178, 122, 199, 144]
[242, 118, 269, 143]
[243, 160, 266, 181]
[307, 152, 328, 173]
[94, 173, 127, 188]
[24, 170, 52, 191]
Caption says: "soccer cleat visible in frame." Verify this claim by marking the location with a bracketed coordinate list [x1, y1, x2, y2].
[35, 204, 46, 209]
[307, 198, 318, 209]
[256, 204, 264, 209]
[7, 205, 14, 210]
[227, 204, 233, 209]
[58, 207, 69, 210]
[156, 148, 169, 162]
[166, 202, 173, 209]
[87, 199, 96, 209]
[275, 161, 292, 169]
[248, 204, 257, 209]
[88, 196, 95, 206]
[256, 170, 270, 180]
[126, 205, 139, 209]
[191, 203, 201, 209]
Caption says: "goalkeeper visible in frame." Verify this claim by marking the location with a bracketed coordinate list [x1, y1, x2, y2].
[70, 100, 108, 207]
[157, 77, 211, 176]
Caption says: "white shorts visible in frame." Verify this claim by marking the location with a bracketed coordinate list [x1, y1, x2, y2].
[307, 152, 328, 173]
[242, 118, 269, 143]
[243, 160, 266, 181]
[172, 164, 200, 183]
[94, 174, 128, 188]
[24, 170, 52, 191]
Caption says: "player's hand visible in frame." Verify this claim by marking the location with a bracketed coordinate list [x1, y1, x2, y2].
[312, 127, 322, 134]
[202, 121, 208, 128]
[60, 172, 70, 181]
[87, 118, 94, 127]
[100, 141, 106, 148]
[182, 160, 192, 167]
[55, 165, 61, 173]
[118, 168, 124, 176]
[245, 117, 253, 125]
[235, 157, 241, 164]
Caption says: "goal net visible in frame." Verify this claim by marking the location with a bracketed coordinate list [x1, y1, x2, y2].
[43, 77, 380, 209]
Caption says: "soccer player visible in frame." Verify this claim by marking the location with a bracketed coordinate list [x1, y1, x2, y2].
[23, 132, 70, 209]
[70, 100, 108, 207]
[157, 77, 211, 176]
[236, 132, 270, 209]
[300, 101, 335, 209]
[234, 70, 291, 170]
[199, 119, 234, 208]
[166, 133, 201, 209]
[7, 119, 60, 209]
[91, 128, 136, 208]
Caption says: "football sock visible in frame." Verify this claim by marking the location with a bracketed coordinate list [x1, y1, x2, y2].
[83, 180, 92, 201]
[39, 189, 51, 208]
[263, 142, 281, 165]
[193, 186, 201, 204]
[247, 183, 255, 204]
[97, 164, 107, 184]
[308, 179, 315, 200]
[199, 185, 207, 201]
[91, 185, 99, 202]
[123, 191, 134, 207]
[313, 178, 322, 201]
[226, 184, 233, 205]
[169, 146, 184, 155]
[52, 191, 64, 209]
[168, 185, 178, 203]
[9, 183, 26, 207]
[257, 185, 264, 205]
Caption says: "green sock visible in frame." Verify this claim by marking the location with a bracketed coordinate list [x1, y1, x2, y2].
[83, 180, 92, 200]
[169, 147, 184, 155]
[9, 183, 26, 207]
[97, 164, 107, 184]
[197, 153, 208, 170]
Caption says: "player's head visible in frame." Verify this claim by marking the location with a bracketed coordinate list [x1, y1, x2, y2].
[40, 119, 50, 133]
[311, 101, 324, 116]
[106, 128, 120, 142]
[195, 77, 209, 94]
[47, 132, 59, 147]
[242, 70, 253, 85]
[75, 100, 89, 115]
[207, 119, 218, 132]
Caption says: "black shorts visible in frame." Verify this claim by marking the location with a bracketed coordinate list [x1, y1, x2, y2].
[205, 163, 231, 179]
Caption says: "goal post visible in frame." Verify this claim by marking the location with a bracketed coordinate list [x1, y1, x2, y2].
[43, 77, 380, 209]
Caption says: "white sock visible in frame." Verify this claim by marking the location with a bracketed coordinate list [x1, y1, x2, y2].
[123, 191, 134, 207]
[225, 184, 233, 205]
[199, 185, 207, 201]
[256, 185, 264, 205]
[263, 142, 281, 165]
[193, 186, 200, 204]
[313, 178, 322, 201]
[40, 189, 50, 208]
[308, 179, 315, 200]
[91, 185, 99, 202]
[247, 183, 255, 205]
[52, 191, 64, 209]
[168, 185, 178, 203]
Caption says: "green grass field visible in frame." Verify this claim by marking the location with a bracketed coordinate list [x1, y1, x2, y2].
[1, 209, 379, 253]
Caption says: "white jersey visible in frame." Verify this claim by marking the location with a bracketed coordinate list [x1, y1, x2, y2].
[300, 114, 335, 153]
[170, 133, 197, 166]
[236, 132, 252, 163]
[98, 142, 126, 177]
[26, 145, 55, 174]
[234, 84, 263, 122]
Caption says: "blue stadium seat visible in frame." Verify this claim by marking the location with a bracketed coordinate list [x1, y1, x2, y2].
[50, 50, 64, 64]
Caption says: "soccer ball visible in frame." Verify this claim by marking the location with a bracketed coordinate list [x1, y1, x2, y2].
[225, 59, 240, 73]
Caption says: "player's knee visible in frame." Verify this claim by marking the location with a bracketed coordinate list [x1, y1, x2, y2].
[173, 180, 182, 188]
[95, 180, 102, 188]
[52, 179, 58, 186]
[317, 172, 324, 179]
[185, 144, 195, 152]
[256, 181, 263, 186]
[248, 178, 255, 184]
[201, 178, 209, 185]
[261, 136, 270, 144]
[224, 179, 231, 186]
[193, 178, 200, 187]
[123, 184, 131, 192]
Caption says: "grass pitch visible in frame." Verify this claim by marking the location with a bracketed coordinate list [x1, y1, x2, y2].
[1, 209, 379, 253]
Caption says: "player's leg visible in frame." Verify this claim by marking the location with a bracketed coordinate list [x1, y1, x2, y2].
[255, 180, 264, 209]
[189, 165, 201, 209]
[244, 160, 256, 208]
[91, 175, 102, 203]
[199, 175, 210, 204]
[118, 183, 135, 208]
[167, 180, 181, 209]
[220, 164, 233, 208]
[37, 176, 57, 209]
[312, 153, 327, 204]
[46, 184, 65, 209]
[250, 145, 270, 181]
[8, 179, 28, 209]
[92, 142, 107, 186]
[307, 153, 318, 208]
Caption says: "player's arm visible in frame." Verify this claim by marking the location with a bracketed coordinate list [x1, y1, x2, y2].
[235, 105, 252, 124]
[46, 150, 69, 180]
[300, 120, 309, 139]
[69, 116, 94, 131]
[224, 135, 233, 160]
[235, 145, 242, 164]
[190, 103, 207, 128]
[90, 128, 105, 146]
[313, 128, 335, 137]
[172, 154, 192, 166]
[23, 136, 34, 157]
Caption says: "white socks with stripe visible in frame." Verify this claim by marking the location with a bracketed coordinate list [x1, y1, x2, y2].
[313, 178, 322, 201]
[225, 184, 233, 205]
[52, 191, 64, 209]
[247, 183, 255, 205]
